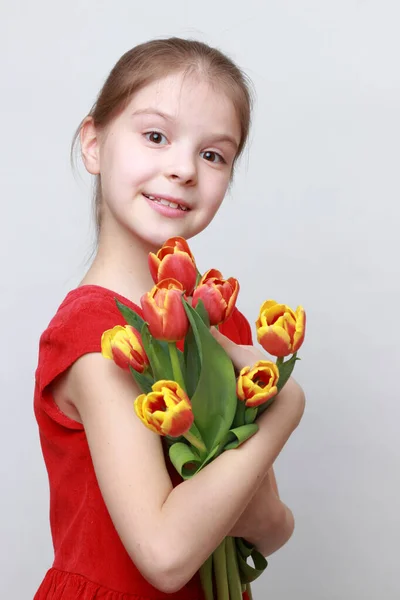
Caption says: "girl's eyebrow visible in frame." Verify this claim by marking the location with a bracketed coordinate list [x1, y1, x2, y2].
[209, 135, 239, 151]
[132, 108, 239, 150]
[132, 108, 174, 121]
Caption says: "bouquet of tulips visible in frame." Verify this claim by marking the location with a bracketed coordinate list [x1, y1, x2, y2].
[101, 237, 306, 600]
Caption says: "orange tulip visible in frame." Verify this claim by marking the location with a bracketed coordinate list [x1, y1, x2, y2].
[148, 236, 197, 295]
[101, 325, 149, 372]
[192, 269, 239, 326]
[134, 380, 194, 437]
[237, 360, 279, 407]
[140, 278, 189, 341]
[256, 300, 306, 357]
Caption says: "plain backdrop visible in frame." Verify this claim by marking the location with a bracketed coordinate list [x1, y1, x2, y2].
[1, 1, 399, 598]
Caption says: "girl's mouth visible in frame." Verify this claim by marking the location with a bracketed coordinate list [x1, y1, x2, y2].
[143, 193, 189, 211]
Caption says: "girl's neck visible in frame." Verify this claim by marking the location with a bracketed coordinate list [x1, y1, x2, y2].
[79, 218, 156, 306]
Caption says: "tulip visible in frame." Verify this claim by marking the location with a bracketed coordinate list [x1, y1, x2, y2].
[237, 360, 279, 407]
[148, 236, 197, 295]
[256, 300, 306, 357]
[101, 325, 149, 372]
[192, 269, 239, 326]
[140, 278, 189, 341]
[134, 380, 194, 437]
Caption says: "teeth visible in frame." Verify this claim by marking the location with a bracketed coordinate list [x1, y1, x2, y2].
[145, 194, 188, 211]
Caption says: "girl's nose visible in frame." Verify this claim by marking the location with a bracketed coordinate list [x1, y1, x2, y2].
[164, 150, 197, 186]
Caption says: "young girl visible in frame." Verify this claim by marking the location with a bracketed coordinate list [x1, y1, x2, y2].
[34, 38, 305, 599]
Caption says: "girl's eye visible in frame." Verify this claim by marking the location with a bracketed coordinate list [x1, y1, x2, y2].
[144, 131, 168, 145]
[201, 150, 225, 164]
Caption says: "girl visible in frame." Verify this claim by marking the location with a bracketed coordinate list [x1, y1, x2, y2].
[34, 38, 305, 599]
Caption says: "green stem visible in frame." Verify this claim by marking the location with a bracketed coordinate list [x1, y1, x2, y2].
[199, 555, 214, 600]
[225, 536, 243, 600]
[212, 538, 230, 600]
[168, 342, 186, 391]
[183, 428, 206, 454]
[246, 583, 254, 600]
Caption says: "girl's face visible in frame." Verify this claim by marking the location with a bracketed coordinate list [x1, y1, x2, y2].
[86, 71, 241, 248]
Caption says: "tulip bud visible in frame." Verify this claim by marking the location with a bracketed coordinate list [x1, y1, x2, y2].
[237, 360, 279, 407]
[134, 380, 194, 437]
[101, 325, 149, 372]
[140, 278, 189, 341]
[192, 269, 239, 326]
[148, 236, 197, 295]
[256, 300, 306, 357]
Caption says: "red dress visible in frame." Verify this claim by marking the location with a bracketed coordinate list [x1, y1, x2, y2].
[34, 285, 253, 599]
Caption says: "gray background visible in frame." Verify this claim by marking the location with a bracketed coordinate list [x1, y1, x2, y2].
[1, 1, 399, 598]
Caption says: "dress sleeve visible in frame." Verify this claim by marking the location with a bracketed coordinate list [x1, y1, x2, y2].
[35, 289, 137, 429]
[218, 307, 254, 346]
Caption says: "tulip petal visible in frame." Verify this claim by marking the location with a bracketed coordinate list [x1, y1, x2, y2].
[245, 385, 278, 408]
[157, 253, 197, 294]
[192, 284, 226, 326]
[158, 403, 194, 436]
[292, 306, 306, 353]
[257, 324, 292, 357]
[148, 253, 161, 285]
[134, 394, 161, 434]
[198, 268, 223, 285]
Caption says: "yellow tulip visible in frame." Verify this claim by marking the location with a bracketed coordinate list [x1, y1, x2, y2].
[101, 325, 149, 372]
[256, 300, 306, 357]
[237, 360, 279, 407]
[134, 380, 194, 437]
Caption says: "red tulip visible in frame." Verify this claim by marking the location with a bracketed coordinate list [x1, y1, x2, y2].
[148, 236, 197, 295]
[192, 269, 239, 326]
[141, 278, 189, 341]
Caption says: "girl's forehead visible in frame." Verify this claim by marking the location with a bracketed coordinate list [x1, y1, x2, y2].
[124, 72, 241, 139]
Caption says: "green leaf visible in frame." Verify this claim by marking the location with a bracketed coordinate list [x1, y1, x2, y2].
[193, 298, 210, 327]
[232, 400, 246, 428]
[222, 424, 259, 451]
[115, 299, 145, 331]
[195, 268, 203, 286]
[235, 538, 268, 584]
[129, 366, 154, 394]
[169, 443, 203, 480]
[140, 323, 173, 381]
[183, 325, 201, 397]
[182, 299, 237, 451]
[277, 353, 300, 392]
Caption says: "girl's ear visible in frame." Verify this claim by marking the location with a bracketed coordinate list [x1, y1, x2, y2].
[80, 116, 101, 175]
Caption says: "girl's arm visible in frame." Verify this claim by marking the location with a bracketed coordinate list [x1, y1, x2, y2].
[228, 467, 296, 556]
[64, 350, 305, 593]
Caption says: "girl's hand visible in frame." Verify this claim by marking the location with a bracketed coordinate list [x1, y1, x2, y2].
[227, 471, 295, 556]
[210, 327, 268, 372]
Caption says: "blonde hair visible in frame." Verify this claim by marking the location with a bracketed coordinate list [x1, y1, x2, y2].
[71, 37, 253, 237]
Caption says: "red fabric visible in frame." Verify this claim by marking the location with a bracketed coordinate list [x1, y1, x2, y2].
[34, 285, 253, 599]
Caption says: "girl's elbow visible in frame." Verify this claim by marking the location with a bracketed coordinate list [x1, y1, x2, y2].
[134, 540, 193, 594]
[256, 504, 296, 557]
